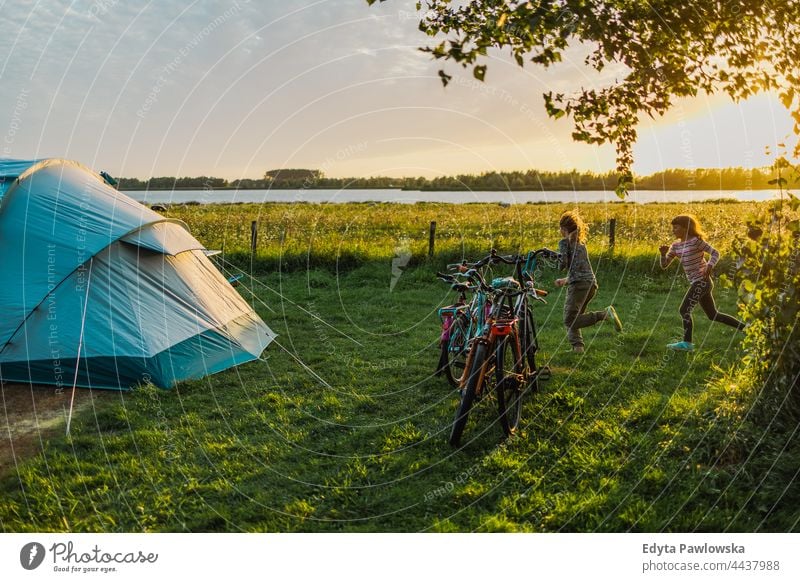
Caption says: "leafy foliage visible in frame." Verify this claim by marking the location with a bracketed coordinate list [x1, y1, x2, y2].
[724, 157, 800, 422]
[369, 1, 800, 195]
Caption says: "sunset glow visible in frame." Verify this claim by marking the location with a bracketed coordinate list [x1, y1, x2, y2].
[0, 1, 794, 181]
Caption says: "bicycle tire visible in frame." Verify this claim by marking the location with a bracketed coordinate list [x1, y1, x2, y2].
[522, 307, 539, 393]
[449, 342, 487, 447]
[495, 335, 524, 437]
[441, 312, 470, 388]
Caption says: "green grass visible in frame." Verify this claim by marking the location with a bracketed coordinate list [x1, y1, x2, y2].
[2, 253, 797, 532]
[164, 201, 766, 273]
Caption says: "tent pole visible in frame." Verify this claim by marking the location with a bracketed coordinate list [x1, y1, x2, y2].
[66, 257, 94, 436]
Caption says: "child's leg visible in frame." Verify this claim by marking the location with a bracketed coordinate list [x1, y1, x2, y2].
[564, 282, 605, 347]
[577, 283, 606, 320]
[698, 280, 745, 331]
[679, 281, 708, 343]
[576, 283, 607, 323]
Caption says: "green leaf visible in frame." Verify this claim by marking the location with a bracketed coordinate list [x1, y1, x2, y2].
[438, 70, 452, 87]
[613, 173, 633, 199]
[473, 65, 487, 82]
[747, 226, 763, 241]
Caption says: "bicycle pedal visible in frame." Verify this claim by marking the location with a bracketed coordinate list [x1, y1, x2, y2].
[506, 374, 524, 388]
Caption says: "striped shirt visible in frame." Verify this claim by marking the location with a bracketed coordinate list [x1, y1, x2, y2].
[664, 237, 719, 282]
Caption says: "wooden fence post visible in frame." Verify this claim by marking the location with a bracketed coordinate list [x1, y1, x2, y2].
[251, 220, 258, 255]
[608, 218, 616, 251]
[428, 221, 436, 258]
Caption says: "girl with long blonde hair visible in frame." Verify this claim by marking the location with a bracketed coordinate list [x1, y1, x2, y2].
[659, 214, 744, 351]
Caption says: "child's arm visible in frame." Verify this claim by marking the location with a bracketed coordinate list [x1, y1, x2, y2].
[557, 238, 569, 271]
[659, 244, 675, 269]
[699, 240, 720, 276]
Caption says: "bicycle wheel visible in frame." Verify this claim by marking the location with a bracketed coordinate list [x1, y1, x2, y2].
[440, 312, 469, 388]
[495, 334, 524, 437]
[449, 342, 487, 447]
[521, 307, 539, 392]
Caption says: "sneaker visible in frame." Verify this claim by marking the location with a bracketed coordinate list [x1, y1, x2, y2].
[572, 346, 585, 354]
[666, 341, 694, 351]
[606, 305, 623, 332]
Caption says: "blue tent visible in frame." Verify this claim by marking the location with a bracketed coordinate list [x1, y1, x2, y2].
[0, 158, 274, 390]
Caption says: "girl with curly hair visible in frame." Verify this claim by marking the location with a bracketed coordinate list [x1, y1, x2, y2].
[556, 210, 622, 353]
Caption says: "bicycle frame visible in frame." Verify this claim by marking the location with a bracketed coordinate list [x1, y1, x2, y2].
[466, 287, 520, 395]
[436, 262, 496, 387]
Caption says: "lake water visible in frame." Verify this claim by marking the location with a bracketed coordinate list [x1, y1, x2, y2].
[125, 188, 782, 205]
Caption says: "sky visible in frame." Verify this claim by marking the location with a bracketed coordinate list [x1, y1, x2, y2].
[0, 0, 795, 180]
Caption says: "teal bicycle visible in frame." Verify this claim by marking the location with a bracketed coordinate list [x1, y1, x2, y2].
[435, 261, 492, 388]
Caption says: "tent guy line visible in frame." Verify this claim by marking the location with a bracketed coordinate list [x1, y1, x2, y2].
[258, 343, 332, 389]
[66, 257, 93, 436]
[218, 256, 364, 348]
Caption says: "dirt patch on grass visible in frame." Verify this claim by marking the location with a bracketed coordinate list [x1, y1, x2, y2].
[0, 384, 114, 477]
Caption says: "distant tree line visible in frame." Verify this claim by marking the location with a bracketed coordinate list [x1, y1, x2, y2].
[117, 176, 229, 190]
[116, 167, 780, 191]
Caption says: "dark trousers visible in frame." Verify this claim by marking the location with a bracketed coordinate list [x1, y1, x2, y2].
[680, 278, 744, 342]
[564, 281, 606, 348]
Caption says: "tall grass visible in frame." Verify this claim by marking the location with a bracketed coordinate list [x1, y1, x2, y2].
[165, 201, 762, 272]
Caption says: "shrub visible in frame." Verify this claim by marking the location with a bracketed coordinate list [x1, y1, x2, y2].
[723, 160, 800, 424]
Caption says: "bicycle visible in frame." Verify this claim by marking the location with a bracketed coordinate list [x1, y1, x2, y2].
[434, 261, 493, 388]
[449, 248, 558, 447]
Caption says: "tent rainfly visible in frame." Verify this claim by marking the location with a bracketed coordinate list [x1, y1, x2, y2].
[0, 158, 274, 390]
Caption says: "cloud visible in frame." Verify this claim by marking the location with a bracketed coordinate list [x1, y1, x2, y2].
[3, 0, 786, 179]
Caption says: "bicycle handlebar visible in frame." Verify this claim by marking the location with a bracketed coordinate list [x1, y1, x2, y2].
[440, 247, 560, 295]
[463, 268, 490, 290]
[436, 271, 479, 293]
[456, 248, 560, 268]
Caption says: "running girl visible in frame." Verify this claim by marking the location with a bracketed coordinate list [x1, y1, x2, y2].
[556, 210, 622, 353]
[659, 214, 744, 351]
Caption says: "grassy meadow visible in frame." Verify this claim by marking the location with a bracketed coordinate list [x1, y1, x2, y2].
[1, 201, 798, 532]
[166, 200, 762, 271]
